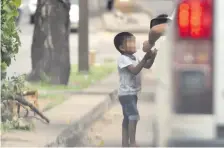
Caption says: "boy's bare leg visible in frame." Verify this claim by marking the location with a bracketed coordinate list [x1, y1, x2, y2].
[129, 120, 138, 147]
[122, 126, 129, 147]
[122, 117, 129, 147]
[120, 95, 139, 147]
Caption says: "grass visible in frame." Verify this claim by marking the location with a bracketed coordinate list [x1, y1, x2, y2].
[26, 62, 116, 112]
[0, 62, 116, 133]
[39, 94, 67, 112]
[0, 94, 66, 133]
[28, 62, 116, 91]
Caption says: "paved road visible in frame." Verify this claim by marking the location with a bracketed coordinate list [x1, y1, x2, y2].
[7, 24, 148, 78]
[7, 23, 102, 78]
[7, 0, 175, 78]
[137, 0, 175, 17]
[80, 101, 155, 147]
[7, 0, 103, 78]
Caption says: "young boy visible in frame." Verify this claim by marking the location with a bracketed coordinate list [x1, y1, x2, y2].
[114, 32, 157, 147]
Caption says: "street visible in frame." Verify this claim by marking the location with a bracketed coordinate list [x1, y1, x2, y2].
[79, 100, 155, 147]
[5, 2, 169, 144]
[3, 0, 224, 147]
[4, 1, 172, 145]
[7, 22, 147, 77]
[136, 0, 174, 17]
[7, 19, 148, 78]
[7, 0, 174, 78]
[7, 0, 103, 77]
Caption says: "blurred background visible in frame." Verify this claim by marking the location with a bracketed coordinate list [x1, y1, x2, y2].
[5, 0, 224, 147]
[8, 0, 175, 77]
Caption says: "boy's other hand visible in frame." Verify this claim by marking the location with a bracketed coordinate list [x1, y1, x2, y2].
[143, 51, 153, 60]
[143, 40, 154, 52]
[152, 48, 158, 56]
[143, 48, 158, 60]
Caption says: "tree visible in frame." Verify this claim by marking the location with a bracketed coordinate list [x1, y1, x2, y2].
[1, 0, 50, 128]
[1, 0, 21, 80]
[1, 0, 24, 125]
[28, 0, 71, 85]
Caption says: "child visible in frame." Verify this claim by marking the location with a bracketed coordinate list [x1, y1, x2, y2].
[114, 32, 157, 147]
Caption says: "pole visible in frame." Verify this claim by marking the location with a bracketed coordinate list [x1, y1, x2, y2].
[78, 0, 89, 73]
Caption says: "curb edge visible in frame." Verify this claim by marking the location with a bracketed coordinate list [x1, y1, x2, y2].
[45, 90, 118, 147]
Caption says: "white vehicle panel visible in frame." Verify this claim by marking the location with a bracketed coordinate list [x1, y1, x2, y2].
[214, 0, 224, 125]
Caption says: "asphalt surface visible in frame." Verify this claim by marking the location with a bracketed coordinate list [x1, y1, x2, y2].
[80, 101, 156, 147]
[7, 0, 103, 78]
[137, 0, 175, 17]
[7, 17, 147, 78]
[7, 0, 174, 78]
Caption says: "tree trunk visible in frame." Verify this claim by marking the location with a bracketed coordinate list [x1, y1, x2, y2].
[28, 0, 71, 85]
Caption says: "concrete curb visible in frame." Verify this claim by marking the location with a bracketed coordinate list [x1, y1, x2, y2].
[44, 90, 155, 147]
[45, 90, 118, 147]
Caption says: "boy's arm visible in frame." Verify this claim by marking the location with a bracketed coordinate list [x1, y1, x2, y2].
[127, 52, 151, 75]
[144, 51, 157, 69]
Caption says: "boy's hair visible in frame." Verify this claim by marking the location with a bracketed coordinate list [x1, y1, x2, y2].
[114, 32, 134, 54]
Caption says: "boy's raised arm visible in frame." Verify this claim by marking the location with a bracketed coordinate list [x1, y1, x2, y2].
[144, 49, 157, 69]
[127, 52, 152, 75]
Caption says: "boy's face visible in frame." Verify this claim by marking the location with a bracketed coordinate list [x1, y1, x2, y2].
[121, 37, 136, 54]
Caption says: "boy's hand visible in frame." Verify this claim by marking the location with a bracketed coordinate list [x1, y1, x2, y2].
[143, 48, 158, 60]
[143, 48, 158, 69]
[143, 51, 153, 60]
[143, 40, 150, 50]
[142, 40, 154, 52]
[152, 48, 158, 56]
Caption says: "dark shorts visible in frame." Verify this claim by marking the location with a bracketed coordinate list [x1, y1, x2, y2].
[119, 95, 140, 121]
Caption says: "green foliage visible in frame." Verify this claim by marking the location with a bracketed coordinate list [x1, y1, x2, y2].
[1, 75, 27, 101]
[1, 0, 28, 130]
[1, 118, 35, 132]
[28, 63, 116, 91]
[1, 0, 21, 80]
[1, 0, 25, 100]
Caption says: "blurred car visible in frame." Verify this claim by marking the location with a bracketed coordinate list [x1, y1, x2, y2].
[28, 0, 37, 24]
[69, 0, 79, 31]
[151, 0, 224, 147]
[28, 0, 79, 31]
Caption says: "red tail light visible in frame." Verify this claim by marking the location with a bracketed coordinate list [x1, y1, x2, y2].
[177, 0, 213, 39]
[173, 0, 214, 114]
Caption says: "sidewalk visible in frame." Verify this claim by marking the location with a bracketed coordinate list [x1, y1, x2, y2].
[1, 68, 158, 147]
[83, 100, 155, 147]
[102, 12, 152, 33]
[1, 73, 118, 147]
